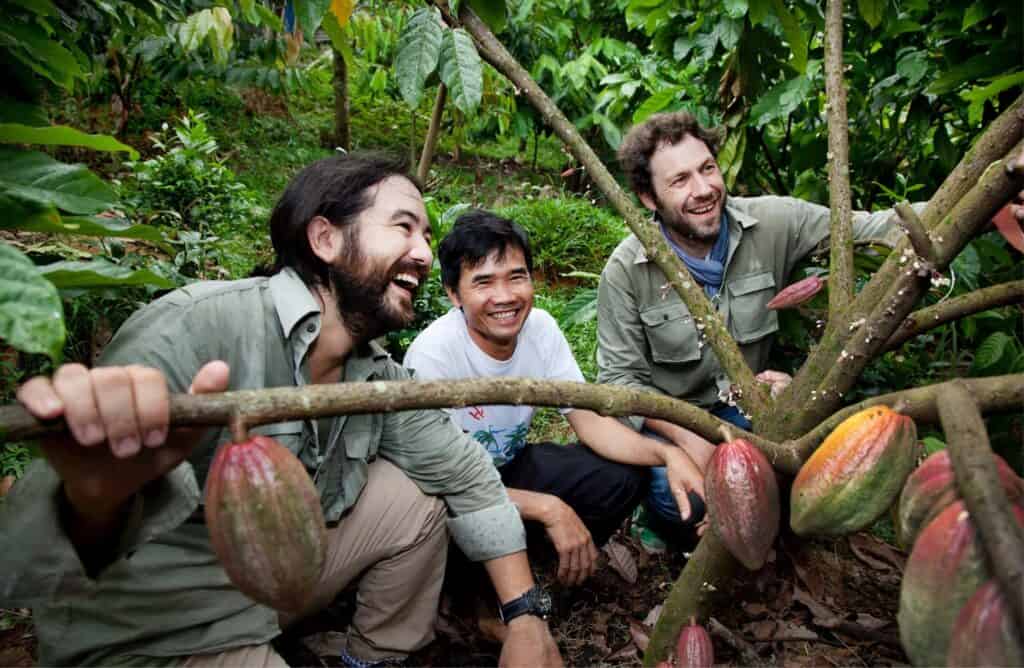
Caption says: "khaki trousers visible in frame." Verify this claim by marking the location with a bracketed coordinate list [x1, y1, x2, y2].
[184, 459, 448, 667]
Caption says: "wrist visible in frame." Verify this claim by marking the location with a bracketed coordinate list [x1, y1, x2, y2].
[538, 494, 565, 526]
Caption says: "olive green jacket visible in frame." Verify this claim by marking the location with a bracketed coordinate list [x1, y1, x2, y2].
[0, 269, 524, 665]
[597, 195, 903, 425]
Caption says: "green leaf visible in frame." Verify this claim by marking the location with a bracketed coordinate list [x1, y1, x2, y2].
[239, 0, 260, 24]
[466, 0, 508, 34]
[0, 97, 48, 126]
[293, 0, 332, 35]
[770, 0, 808, 74]
[748, 0, 771, 24]
[921, 436, 946, 455]
[972, 331, 1012, 371]
[926, 52, 1008, 95]
[857, 0, 885, 29]
[394, 8, 444, 108]
[322, 10, 354, 62]
[13, 214, 169, 249]
[560, 287, 598, 327]
[253, 4, 284, 31]
[718, 127, 747, 189]
[0, 124, 139, 159]
[724, 0, 748, 19]
[633, 86, 683, 123]
[38, 259, 176, 290]
[933, 123, 957, 170]
[0, 19, 83, 89]
[598, 114, 622, 150]
[439, 28, 483, 115]
[749, 74, 812, 127]
[962, 71, 1024, 125]
[0, 243, 64, 362]
[0, 148, 116, 215]
[896, 51, 929, 87]
[673, 36, 695, 61]
[962, 1, 986, 30]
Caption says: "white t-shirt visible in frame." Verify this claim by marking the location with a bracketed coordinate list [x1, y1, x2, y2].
[404, 307, 584, 466]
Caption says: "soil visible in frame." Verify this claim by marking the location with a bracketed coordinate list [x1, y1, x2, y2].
[1, 526, 909, 667]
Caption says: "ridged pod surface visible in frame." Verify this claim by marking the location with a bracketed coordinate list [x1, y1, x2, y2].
[946, 580, 1024, 667]
[896, 449, 1023, 549]
[790, 406, 917, 536]
[205, 435, 327, 612]
[706, 439, 780, 570]
[676, 618, 714, 668]
[766, 275, 825, 309]
[898, 501, 1024, 667]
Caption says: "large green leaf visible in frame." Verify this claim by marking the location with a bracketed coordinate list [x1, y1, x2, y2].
[857, 0, 885, 29]
[466, 0, 508, 34]
[394, 8, 444, 108]
[748, 0, 772, 24]
[11, 213, 169, 249]
[633, 86, 683, 123]
[926, 52, 1008, 95]
[439, 28, 483, 115]
[0, 243, 65, 362]
[724, 0, 749, 19]
[293, 0, 332, 35]
[718, 127, 747, 190]
[38, 259, 176, 290]
[0, 148, 116, 215]
[962, 71, 1024, 125]
[749, 74, 812, 127]
[972, 331, 1013, 371]
[0, 124, 139, 159]
[770, 0, 808, 74]
[0, 19, 82, 90]
[0, 97, 48, 126]
[321, 8, 354, 63]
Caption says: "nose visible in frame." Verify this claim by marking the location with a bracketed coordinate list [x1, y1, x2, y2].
[692, 172, 713, 198]
[409, 232, 432, 268]
[491, 280, 515, 304]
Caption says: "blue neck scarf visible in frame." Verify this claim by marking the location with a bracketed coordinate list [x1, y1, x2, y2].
[658, 211, 730, 297]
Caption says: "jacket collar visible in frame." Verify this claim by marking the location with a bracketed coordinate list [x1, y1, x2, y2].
[632, 197, 757, 264]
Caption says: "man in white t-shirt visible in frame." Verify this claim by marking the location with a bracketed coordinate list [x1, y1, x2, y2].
[405, 210, 707, 586]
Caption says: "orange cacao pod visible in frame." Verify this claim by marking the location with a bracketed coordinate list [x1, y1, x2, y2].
[947, 580, 1024, 667]
[765, 275, 825, 310]
[790, 405, 917, 536]
[896, 449, 1023, 549]
[706, 438, 780, 570]
[205, 434, 327, 612]
[676, 617, 714, 668]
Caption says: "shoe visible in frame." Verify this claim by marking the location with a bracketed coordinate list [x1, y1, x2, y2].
[630, 505, 667, 555]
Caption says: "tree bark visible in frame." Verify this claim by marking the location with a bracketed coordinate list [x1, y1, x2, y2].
[332, 46, 351, 151]
[884, 280, 1024, 351]
[450, 2, 770, 423]
[824, 0, 854, 321]
[937, 381, 1024, 640]
[417, 83, 447, 184]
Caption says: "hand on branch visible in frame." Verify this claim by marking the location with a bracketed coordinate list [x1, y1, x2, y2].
[755, 369, 792, 399]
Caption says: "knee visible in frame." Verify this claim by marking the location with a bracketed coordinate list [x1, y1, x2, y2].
[596, 461, 648, 511]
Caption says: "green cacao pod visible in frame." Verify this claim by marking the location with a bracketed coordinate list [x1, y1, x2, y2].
[205, 434, 327, 612]
[790, 405, 917, 536]
[676, 617, 714, 668]
[898, 501, 1024, 666]
[896, 449, 1023, 549]
[947, 580, 1024, 667]
[706, 438, 780, 570]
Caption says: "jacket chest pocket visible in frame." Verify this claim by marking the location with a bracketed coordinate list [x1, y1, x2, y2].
[640, 303, 702, 364]
[727, 271, 779, 343]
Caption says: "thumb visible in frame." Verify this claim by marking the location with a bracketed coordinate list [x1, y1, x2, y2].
[189, 361, 230, 395]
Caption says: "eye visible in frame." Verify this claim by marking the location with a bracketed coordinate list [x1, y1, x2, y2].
[703, 163, 716, 173]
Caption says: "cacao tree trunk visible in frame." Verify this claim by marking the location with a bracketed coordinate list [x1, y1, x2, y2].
[332, 46, 350, 151]
[417, 83, 447, 184]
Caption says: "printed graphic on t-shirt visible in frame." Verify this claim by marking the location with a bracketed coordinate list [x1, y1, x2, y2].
[473, 421, 529, 466]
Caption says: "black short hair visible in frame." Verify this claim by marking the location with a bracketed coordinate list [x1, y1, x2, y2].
[438, 210, 533, 291]
[266, 152, 421, 287]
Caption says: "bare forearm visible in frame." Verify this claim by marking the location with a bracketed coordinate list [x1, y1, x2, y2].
[483, 550, 536, 604]
[646, 417, 716, 470]
[506, 488, 559, 524]
[570, 411, 670, 467]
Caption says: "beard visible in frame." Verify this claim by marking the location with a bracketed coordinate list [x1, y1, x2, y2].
[656, 194, 723, 244]
[329, 231, 422, 342]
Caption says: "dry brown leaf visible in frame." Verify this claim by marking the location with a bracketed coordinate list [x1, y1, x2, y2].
[642, 603, 663, 628]
[628, 620, 650, 652]
[775, 621, 819, 641]
[603, 539, 638, 584]
[591, 634, 611, 656]
[854, 612, 890, 630]
[792, 586, 841, 629]
[848, 534, 906, 572]
[743, 602, 769, 617]
[605, 642, 639, 662]
[0, 476, 14, 498]
[748, 619, 777, 640]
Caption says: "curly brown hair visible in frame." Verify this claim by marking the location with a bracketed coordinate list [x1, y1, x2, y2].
[617, 112, 723, 198]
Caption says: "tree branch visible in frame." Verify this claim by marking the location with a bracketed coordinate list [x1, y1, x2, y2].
[787, 373, 1024, 463]
[451, 2, 771, 424]
[884, 280, 1024, 351]
[894, 201, 936, 264]
[824, 0, 855, 320]
[417, 83, 447, 183]
[937, 381, 1024, 639]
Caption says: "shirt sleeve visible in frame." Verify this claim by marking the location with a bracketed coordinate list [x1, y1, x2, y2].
[596, 258, 653, 430]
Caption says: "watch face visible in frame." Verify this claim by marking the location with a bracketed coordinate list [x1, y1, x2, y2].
[529, 588, 553, 617]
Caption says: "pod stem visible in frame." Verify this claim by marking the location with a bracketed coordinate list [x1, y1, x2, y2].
[229, 412, 249, 443]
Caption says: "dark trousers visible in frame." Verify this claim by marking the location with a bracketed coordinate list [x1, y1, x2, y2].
[498, 442, 648, 546]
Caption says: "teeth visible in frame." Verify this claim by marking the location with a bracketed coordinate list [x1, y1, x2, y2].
[490, 310, 517, 321]
[690, 203, 715, 214]
[392, 273, 420, 288]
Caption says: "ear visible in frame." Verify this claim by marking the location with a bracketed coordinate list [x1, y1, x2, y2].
[445, 285, 462, 309]
[307, 215, 343, 264]
[638, 191, 658, 213]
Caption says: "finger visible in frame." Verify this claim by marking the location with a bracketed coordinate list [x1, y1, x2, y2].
[674, 484, 692, 521]
[556, 548, 571, 584]
[52, 364, 105, 446]
[16, 376, 64, 420]
[126, 366, 169, 448]
[189, 360, 230, 395]
[565, 546, 581, 586]
[92, 367, 143, 458]
[585, 540, 600, 580]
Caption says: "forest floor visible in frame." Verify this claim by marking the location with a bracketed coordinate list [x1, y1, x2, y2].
[1, 521, 910, 667]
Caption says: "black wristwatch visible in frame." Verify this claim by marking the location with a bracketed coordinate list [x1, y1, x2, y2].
[498, 585, 553, 624]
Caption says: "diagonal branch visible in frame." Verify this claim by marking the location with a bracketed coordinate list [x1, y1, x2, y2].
[884, 280, 1024, 351]
[937, 381, 1024, 639]
[893, 201, 937, 264]
[449, 2, 771, 424]
[824, 0, 855, 321]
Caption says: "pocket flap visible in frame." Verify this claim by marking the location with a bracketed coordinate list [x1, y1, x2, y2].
[640, 303, 690, 326]
[729, 272, 775, 296]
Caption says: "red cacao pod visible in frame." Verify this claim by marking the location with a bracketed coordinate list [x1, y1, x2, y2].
[676, 617, 714, 668]
[992, 204, 1024, 253]
[706, 438, 780, 570]
[947, 580, 1024, 667]
[896, 449, 1023, 549]
[898, 502, 1024, 667]
[791, 406, 917, 536]
[765, 275, 825, 310]
[205, 434, 327, 612]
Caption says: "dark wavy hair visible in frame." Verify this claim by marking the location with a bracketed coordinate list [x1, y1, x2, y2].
[438, 209, 533, 291]
[617, 112, 723, 199]
[263, 152, 421, 287]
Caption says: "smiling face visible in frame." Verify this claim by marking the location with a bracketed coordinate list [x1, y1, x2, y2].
[447, 245, 534, 360]
[640, 134, 726, 256]
[330, 175, 432, 340]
